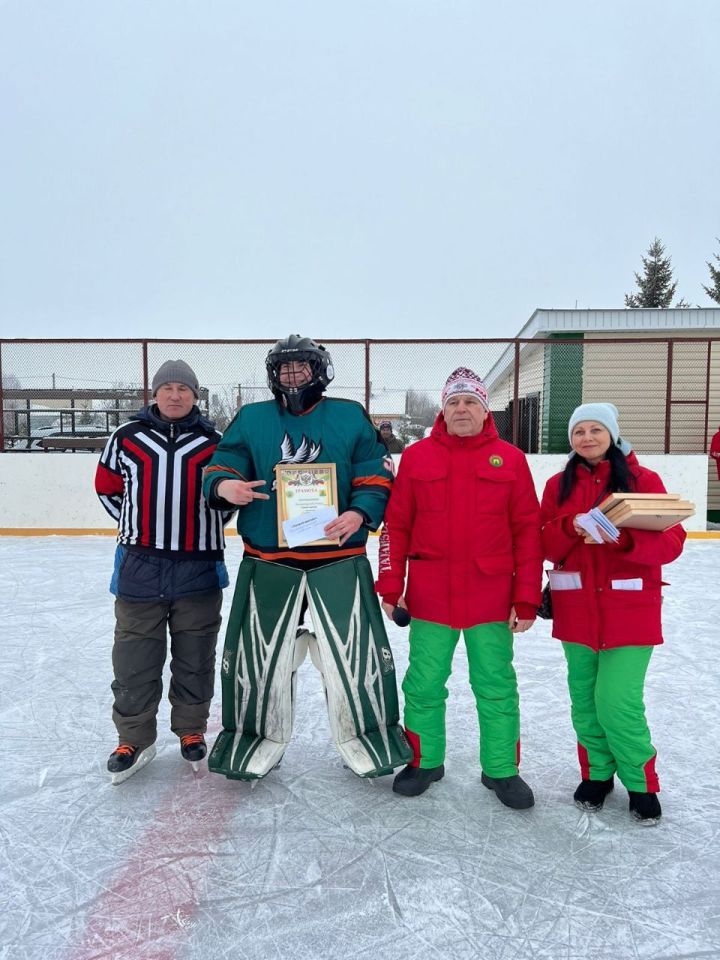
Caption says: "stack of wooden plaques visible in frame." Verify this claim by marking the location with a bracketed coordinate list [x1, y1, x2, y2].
[598, 493, 695, 531]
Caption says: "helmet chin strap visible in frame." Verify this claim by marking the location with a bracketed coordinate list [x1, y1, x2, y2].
[281, 381, 324, 414]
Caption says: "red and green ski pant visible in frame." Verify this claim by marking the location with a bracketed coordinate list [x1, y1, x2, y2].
[402, 619, 521, 777]
[562, 642, 659, 793]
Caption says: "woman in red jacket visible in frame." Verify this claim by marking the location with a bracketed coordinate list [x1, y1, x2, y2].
[540, 403, 686, 824]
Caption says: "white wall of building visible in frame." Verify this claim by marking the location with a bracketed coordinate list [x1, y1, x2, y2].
[0, 452, 709, 532]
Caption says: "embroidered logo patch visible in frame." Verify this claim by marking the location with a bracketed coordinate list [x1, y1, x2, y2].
[489, 455, 503, 467]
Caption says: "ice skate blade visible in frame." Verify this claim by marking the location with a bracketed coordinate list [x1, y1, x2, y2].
[190, 760, 201, 773]
[110, 744, 157, 785]
[574, 799, 604, 813]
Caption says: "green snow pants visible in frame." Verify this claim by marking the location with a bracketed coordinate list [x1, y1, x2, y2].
[402, 619, 521, 777]
[562, 642, 659, 793]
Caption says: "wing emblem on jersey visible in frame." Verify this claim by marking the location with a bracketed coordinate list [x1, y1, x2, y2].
[279, 433, 322, 464]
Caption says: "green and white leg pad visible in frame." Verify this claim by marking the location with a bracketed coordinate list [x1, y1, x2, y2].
[306, 557, 412, 777]
[208, 556, 411, 780]
[208, 559, 305, 780]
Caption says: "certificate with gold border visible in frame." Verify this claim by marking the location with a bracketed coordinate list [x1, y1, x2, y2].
[275, 462, 339, 547]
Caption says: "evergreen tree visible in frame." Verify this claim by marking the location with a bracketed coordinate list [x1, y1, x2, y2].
[702, 238, 720, 304]
[624, 237, 678, 307]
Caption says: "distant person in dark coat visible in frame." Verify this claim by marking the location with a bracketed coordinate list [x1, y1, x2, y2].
[378, 420, 404, 454]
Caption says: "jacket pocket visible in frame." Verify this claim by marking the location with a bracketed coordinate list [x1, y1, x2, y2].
[412, 473, 447, 512]
[474, 554, 515, 575]
[475, 466, 515, 513]
[551, 588, 593, 643]
[406, 557, 448, 616]
[601, 588, 663, 645]
[173, 558, 225, 596]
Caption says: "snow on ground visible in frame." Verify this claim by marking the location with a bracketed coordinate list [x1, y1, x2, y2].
[1, 536, 719, 960]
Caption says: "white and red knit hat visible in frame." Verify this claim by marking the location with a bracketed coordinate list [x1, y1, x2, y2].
[441, 367, 489, 410]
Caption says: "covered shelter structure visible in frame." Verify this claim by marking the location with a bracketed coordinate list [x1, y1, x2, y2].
[483, 308, 720, 522]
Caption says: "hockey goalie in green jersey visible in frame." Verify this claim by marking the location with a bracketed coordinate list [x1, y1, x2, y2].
[203, 335, 412, 780]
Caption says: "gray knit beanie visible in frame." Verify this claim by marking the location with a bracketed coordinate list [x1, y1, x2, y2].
[152, 359, 199, 398]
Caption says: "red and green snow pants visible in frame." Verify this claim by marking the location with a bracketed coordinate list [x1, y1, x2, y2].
[402, 619, 521, 777]
[562, 641, 659, 793]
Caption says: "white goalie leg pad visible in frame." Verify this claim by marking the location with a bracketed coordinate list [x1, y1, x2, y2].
[306, 583, 388, 778]
[227, 573, 307, 779]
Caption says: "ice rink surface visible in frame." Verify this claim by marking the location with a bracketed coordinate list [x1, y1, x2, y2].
[2, 536, 719, 960]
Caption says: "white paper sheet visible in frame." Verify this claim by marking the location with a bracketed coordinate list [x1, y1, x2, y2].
[575, 508, 619, 544]
[548, 570, 583, 590]
[611, 578, 643, 591]
[282, 505, 338, 548]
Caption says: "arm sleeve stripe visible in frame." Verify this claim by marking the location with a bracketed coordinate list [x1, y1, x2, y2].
[205, 464, 246, 479]
[351, 476, 393, 490]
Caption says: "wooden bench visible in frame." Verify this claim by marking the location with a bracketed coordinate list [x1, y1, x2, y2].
[38, 436, 108, 451]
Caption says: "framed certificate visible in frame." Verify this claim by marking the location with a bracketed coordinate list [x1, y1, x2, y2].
[275, 462, 339, 547]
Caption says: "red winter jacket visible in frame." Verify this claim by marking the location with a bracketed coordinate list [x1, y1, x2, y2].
[710, 428, 720, 481]
[375, 413, 543, 629]
[540, 453, 686, 651]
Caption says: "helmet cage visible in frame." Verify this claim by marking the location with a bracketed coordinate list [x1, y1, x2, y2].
[266, 337, 334, 413]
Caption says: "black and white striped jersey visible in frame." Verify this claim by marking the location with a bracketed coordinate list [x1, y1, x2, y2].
[95, 406, 232, 556]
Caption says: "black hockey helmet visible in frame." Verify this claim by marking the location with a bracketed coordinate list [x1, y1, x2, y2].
[266, 334, 335, 413]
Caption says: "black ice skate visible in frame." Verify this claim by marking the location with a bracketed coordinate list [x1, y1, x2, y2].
[107, 743, 156, 785]
[180, 733, 207, 771]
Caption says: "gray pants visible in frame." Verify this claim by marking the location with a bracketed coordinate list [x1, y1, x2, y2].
[111, 591, 223, 748]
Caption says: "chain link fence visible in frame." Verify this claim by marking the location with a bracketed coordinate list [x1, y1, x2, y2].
[2, 337, 718, 454]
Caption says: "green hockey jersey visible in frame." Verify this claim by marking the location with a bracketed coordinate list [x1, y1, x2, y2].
[203, 397, 394, 562]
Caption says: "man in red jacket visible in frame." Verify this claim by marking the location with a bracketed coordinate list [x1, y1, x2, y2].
[375, 368, 543, 807]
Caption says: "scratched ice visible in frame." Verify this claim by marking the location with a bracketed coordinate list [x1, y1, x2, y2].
[1, 536, 719, 960]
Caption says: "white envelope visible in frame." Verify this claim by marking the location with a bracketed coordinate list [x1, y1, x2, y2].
[282, 506, 338, 549]
[574, 513, 605, 544]
[611, 578, 643, 591]
[548, 571, 583, 590]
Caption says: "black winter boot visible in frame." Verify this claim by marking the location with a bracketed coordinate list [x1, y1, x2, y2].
[481, 772, 535, 809]
[574, 777, 614, 811]
[628, 791, 662, 824]
[393, 764, 444, 797]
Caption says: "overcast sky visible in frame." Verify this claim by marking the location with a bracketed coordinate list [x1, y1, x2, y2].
[1, 0, 719, 343]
